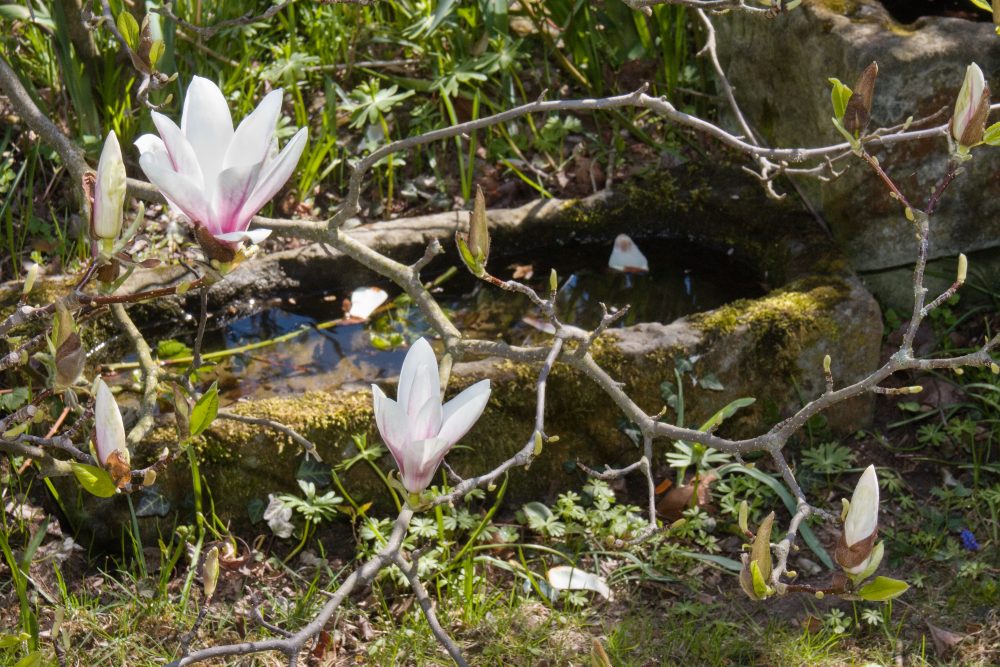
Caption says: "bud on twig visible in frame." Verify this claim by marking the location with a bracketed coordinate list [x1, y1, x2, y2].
[203, 546, 220, 601]
[835, 465, 881, 577]
[952, 63, 991, 154]
[843, 62, 878, 135]
[456, 186, 491, 278]
[739, 511, 774, 600]
[957, 253, 968, 285]
[90, 131, 127, 247]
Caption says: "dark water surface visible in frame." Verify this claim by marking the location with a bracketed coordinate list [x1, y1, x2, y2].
[191, 238, 763, 398]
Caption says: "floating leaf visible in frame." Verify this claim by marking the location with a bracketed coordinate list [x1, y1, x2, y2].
[857, 576, 909, 601]
[157, 339, 192, 360]
[71, 462, 117, 498]
[190, 382, 219, 437]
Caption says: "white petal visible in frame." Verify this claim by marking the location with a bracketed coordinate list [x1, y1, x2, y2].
[237, 127, 308, 223]
[181, 76, 234, 196]
[437, 379, 490, 446]
[94, 378, 127, 466]
[134, 133, 166, 157]
[151, 111, 204, 187]
[372, 384, 410, 461]
[138, 153, 210, 224]
[546, 566, 611, 600]
[844, 464, 879, 546]
[214, 228, 271, 244]
[224, 88, 283, 170]
[211, 162, 262, 235]
[608, 233, 649, 273]
[396, 337, 440, 416]
[348, 287, 388, 320]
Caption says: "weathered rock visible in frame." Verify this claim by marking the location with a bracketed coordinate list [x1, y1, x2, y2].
[714, 0, 1000, 272]
[46, 165, 884, 547]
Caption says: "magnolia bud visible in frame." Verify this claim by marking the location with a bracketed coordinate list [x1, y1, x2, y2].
[203, 546, 220, 601]
[22, 262, 39, 298]
[957, 253, 968, 285]
[952, 63, 991, 151]
[823, 354, 832, 374]
[835, 465, 879, 574]
[468, 185, 490, 266]
[91, 131, 127, 244]
[843, 62, 878, 135]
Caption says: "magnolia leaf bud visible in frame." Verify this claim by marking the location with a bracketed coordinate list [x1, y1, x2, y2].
[737, 500, 749, 535]
[823, 354, 832, 374]
[957, 253, 968, 285]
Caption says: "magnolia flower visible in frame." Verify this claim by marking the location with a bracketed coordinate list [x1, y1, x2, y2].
[371, 338, 491, 495]
[608, 234, 649, 273]
[94, 378, 129, 468]
[952, 63, 991, 151]
[135, 76, 308, 260]
[90, 131, 127, 244]
[836, 464, 880, 574]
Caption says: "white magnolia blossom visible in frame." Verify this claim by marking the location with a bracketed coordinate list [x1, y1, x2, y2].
[91, 131, 127, 242]
[608, 233, 649, 273]
[94, 378, 128, 466]
[371, 338, 491, 494]
[135, 76, 308, 251]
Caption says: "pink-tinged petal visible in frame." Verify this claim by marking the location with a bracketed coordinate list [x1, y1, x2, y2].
[396, 337, 440, 417]
[211, 162, 262, 235]
[94, 378, 127, 466]
[181, 76, 234, 194]
[138, 153, 211, 225]
[401, 437, 450, 493]
[608, 234, 649, 273]
[236, 127, 307, 222]
[214, 228, 271, 245]
[151, 111, 204, 187]
[438, 379, 491, 446]
[844, 464, 879, 546]
[409, 394, 443, 441]
[372, 384, 410, 457]
[223, 89, 283, 171]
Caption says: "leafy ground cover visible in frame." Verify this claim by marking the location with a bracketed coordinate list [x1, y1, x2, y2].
[2, 294, 999, 665]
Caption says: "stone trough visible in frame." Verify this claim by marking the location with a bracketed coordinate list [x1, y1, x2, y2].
[29, 164, 883, 544]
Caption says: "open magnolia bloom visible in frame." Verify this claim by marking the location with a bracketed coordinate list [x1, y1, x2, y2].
[135, 76, 308, 262]
[835, 464, 880, 575]
[371, 338, 491, 495]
